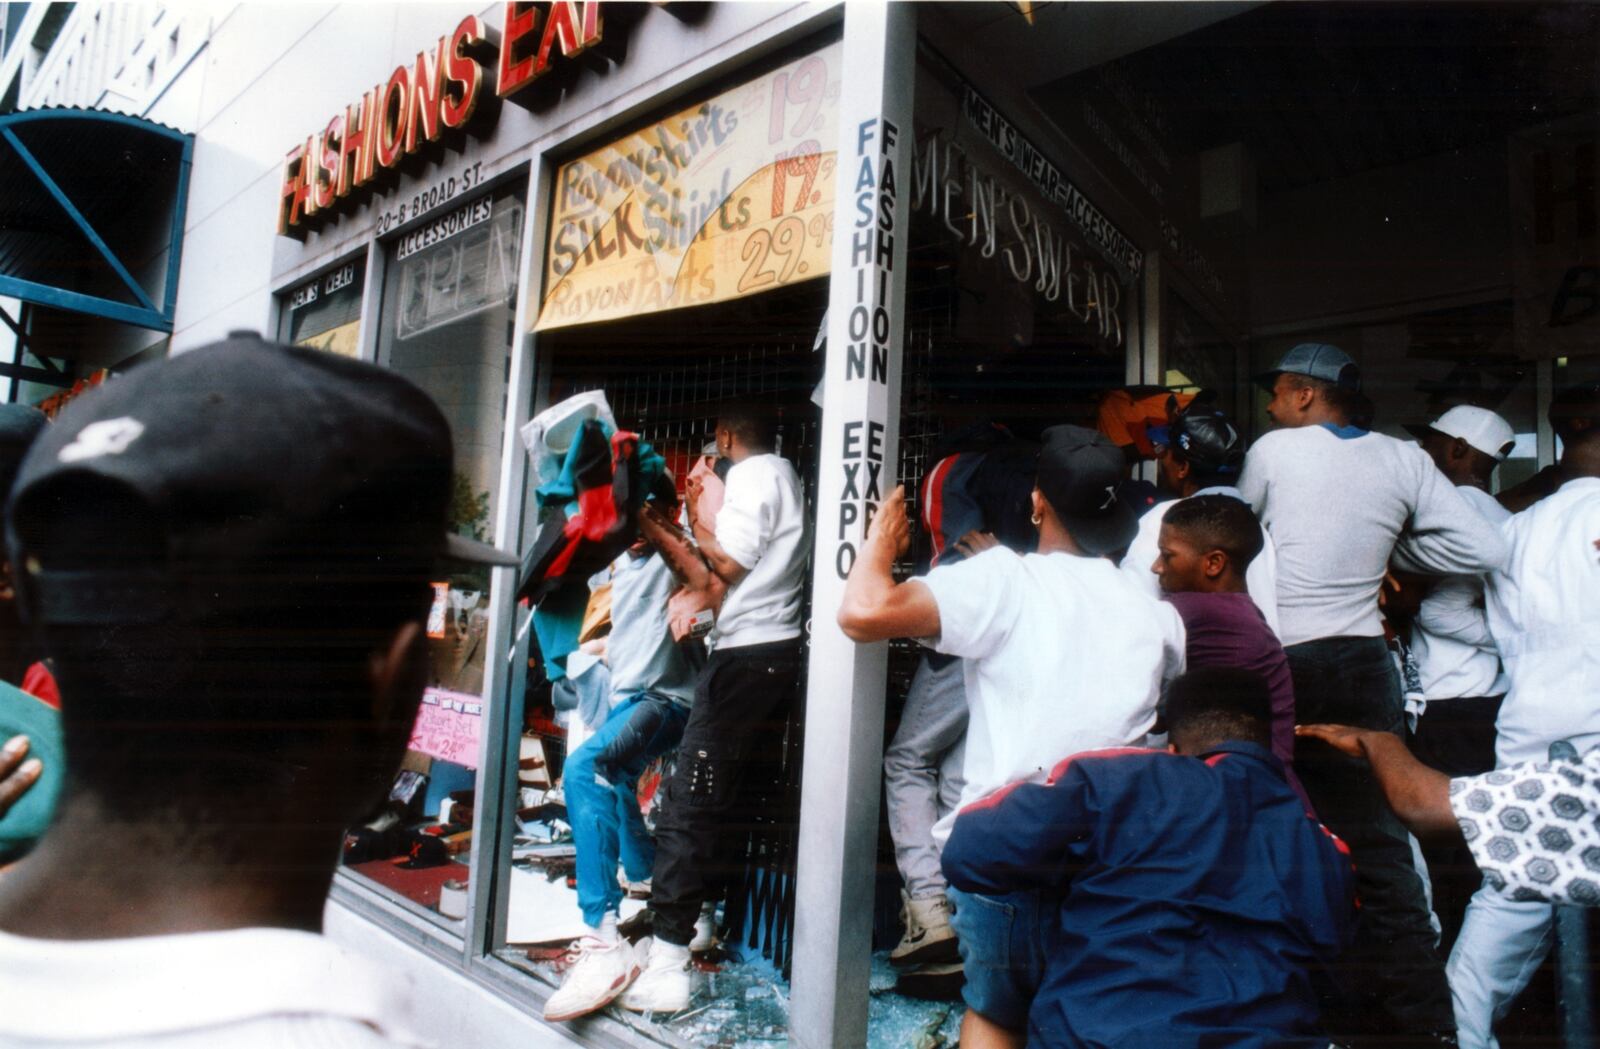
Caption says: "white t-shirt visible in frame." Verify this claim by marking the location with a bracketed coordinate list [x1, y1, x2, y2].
[712, 453, 809, 649]
[0, 926, 428, 1047]
[1486, 477, 1600, 766]
[921, 547, 1187, 847]
[1238, 425, 1507, 647]
[1410, 485, 1511, 703]
[1118, 485, 1282, 637]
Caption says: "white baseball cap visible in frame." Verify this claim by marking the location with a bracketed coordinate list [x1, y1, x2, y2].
[1406, 405, 1516, 461]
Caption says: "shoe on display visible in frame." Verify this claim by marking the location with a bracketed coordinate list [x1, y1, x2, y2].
[688, 902, 717, 953]
[617, 939, 692, 1013]
[894, 961, 965, 1001]
[542, 934, 639, 1023]
[890, 890, 959, 968]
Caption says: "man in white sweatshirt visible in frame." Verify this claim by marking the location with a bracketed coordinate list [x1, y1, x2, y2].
[1238, 342, 1508, 1047]
[1446, 427, 1600, 1049]
[620, 401, 811, 1013]
[1390, 406, 1517, 953]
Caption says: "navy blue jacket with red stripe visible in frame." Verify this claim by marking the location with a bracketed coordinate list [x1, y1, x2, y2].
[942, 741, 1356, 1049]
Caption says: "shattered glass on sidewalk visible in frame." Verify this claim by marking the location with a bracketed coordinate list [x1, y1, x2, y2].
[505, 913, 961, 1046]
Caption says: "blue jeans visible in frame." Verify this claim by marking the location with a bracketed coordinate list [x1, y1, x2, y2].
[566, 692, 688, 927]
[946, 886, 1049, 1031]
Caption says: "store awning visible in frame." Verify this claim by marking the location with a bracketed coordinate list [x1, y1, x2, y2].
[0, 107, 193, 336]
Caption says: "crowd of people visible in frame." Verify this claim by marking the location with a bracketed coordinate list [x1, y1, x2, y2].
[844, 344, 1599, 1049]
[0, 333, 1595, 1049]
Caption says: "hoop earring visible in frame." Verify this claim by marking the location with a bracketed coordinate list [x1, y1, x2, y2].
[1030, 513, 1042, 527]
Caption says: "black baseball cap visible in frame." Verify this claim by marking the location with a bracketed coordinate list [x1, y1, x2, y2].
[1168, 406, 1244, 475]
[1036, 425, 1137, 556]
[6, 332, 516, 628]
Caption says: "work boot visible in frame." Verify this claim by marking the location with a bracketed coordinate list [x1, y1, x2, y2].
[542, 933, 638, 1022]
[890, 890, 959, 968]
[894, 961, 965, 1001]
[618, 938, 691, 1013]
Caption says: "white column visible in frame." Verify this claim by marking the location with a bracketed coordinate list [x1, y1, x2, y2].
[788, 4, 915, 1048]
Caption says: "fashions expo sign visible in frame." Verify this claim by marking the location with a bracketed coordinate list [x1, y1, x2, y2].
[278, 2, 605, 237]
[534, 43, 843, 329]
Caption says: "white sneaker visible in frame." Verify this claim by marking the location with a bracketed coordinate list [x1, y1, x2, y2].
[542, 935, 638, 1022]
[688, 903, 717, 953]
[617, 939, 691, 1013]
[619, 872, 652, 900]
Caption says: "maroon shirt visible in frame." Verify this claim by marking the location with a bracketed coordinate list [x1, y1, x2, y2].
[1164, 590, 1311, 810]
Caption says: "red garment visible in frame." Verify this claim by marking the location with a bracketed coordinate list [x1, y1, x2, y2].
[546, 431, 635, 578]
[20, 662, 59, 710]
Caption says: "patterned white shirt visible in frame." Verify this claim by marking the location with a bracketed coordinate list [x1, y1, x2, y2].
[1450, 744, 1600, 907]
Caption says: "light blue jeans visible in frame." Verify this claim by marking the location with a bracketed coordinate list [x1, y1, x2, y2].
[1445, 883, 1555, 1049]
[565, 692, 688, 927]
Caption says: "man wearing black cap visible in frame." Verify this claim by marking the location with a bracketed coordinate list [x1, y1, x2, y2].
[839, 424, 1185, 1049]
[1239, 342, 1508, 1046]
[1119, 404, 1280, 634]
[0, 333, 516, 1048]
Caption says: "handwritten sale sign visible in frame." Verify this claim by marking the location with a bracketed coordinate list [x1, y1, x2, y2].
[408, 687, 484, 768]
[535, 42, 841, 330]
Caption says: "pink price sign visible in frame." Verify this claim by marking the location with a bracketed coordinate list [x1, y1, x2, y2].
[408, 687, 484, 768]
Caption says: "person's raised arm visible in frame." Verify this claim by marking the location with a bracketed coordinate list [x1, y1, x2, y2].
[837, 485, 941, 643]
[637, 504, 723, 600]
[1391, 452, 1509, 576]
[1414, 578, 1496, 651]
[1295, 724, 1456, 839]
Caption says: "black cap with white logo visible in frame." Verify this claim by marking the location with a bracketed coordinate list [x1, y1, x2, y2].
[6, 331, 515, 627]
[1035, 424, 1137, 556]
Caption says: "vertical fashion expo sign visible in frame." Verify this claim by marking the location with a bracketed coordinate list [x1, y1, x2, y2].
[535, 44, 843, 329]
[825, 115, 904, 579]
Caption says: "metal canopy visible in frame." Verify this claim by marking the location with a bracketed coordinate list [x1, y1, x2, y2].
[0, 107, 193, 335]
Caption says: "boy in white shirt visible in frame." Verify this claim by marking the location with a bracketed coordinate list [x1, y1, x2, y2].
[620, 402, 811, 1013]
[838, 425, 1185, 1049]
[1398, 405, 1517, 779]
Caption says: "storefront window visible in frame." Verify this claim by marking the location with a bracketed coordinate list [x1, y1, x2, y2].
[495, 38, 860, 1041]
[336, 180, 524, 927]
[278, 258, 365, 357]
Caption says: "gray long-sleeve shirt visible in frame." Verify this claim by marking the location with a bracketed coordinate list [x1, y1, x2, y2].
[1237, 424, 1508, 647]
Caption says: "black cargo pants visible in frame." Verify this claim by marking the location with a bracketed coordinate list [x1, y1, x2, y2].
[648, 637, 802, 946]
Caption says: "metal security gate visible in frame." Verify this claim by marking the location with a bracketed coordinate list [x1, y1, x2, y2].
[546, 289, 826, 976]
